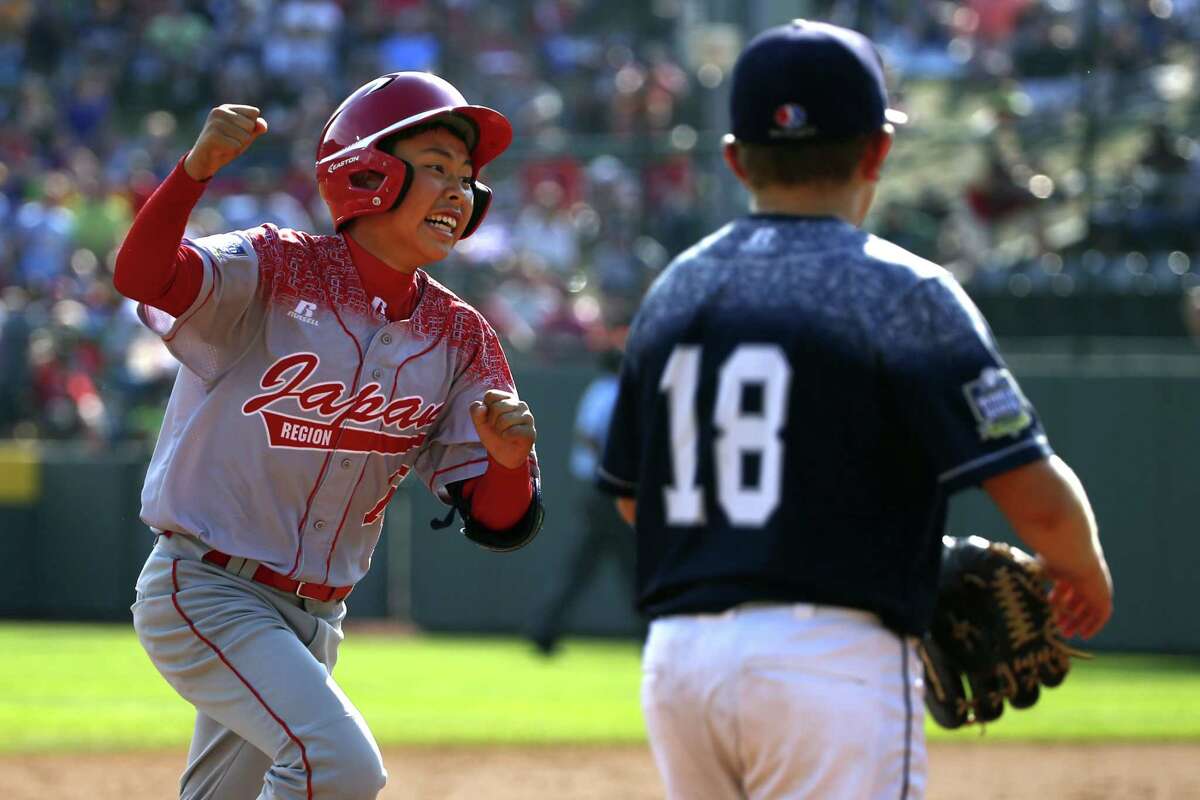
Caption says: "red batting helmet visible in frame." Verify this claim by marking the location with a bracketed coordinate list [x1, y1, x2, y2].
[315, 72, 513, 236]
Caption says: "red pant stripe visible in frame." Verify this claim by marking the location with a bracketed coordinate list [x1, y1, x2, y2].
[170, 559, 314, 799]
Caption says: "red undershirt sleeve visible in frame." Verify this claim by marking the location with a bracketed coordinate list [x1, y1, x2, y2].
[459, 456, 535, 530]
[112, 155, 208, 317]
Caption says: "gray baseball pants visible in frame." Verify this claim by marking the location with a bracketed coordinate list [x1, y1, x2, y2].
[132, 532, 387, 799]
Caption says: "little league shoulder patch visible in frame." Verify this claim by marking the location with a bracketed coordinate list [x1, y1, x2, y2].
[962, 367, 1032, 440]
[196, 232, 248, 259]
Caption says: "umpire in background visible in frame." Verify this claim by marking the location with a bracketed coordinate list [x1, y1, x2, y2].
[598, 20, 1113, 800]
[527, 342, 639, 655]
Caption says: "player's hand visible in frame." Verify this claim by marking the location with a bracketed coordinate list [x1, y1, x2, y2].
[1044, 558, 1113, 640]
[470, 390, 536, 470]
[183, 105, 269, 181]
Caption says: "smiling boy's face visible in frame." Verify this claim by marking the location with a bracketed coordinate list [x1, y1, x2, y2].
[349, 123, 475, 272]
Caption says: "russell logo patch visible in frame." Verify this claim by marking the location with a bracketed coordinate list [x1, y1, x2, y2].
[963, 367, 1032, 440]
[287, 300, 319, 327]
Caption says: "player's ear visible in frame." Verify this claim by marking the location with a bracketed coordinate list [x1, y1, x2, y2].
[722, 135, 749, 183]
[859, 129, 893, 182]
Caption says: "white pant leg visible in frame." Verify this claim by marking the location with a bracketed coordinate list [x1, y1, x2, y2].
[132, 537, 387, 800]
[641, 605, 926, 800]
[736, 607, 926, 800]
[641, 618, 745, 800]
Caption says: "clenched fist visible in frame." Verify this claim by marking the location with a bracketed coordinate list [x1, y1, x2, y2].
[470, 390, 536, 470]
[183, 105, 269, 181]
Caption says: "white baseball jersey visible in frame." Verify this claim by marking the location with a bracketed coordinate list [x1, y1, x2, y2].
[137, 223, 535, 586]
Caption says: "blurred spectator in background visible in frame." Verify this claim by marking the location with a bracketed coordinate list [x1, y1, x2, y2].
[527, 332, 639, 655]
[15, 172, 75, 291]
[72, 170, 133, 262]
[0, 286, 33, 436]
[1091, 122, 1200, 254]
[1129, 122, 1199, 252]
[375, 7, 441, 73]
[964, 143, 1040, 247]
[263, 0, 344, 94]
[873, 189, 953, 265]
[216, 166, 316, 232]
[28, 299, 110, 443]
[513, 178, 580, 280]
[1183, 286, 1200, 345]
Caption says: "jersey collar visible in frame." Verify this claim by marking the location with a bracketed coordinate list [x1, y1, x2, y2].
[342, 232, 420, 322]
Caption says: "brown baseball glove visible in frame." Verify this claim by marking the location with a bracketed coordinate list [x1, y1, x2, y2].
[918, 535, 1087, 728]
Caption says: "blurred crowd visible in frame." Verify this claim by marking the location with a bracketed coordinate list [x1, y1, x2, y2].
[869, 0, 1200, 286]
[1, 0, 1199, 443]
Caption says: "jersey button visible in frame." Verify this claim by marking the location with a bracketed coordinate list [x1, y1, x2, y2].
[371, 368, 383, 380]
[314, 520, 327, 531]
[381, 333, 393, 345]
[340, 458, 352, 469]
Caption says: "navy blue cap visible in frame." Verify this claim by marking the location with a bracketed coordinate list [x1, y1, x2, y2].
[729, 20, 907, 143]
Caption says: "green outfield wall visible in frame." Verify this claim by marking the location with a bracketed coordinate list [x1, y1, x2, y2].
[2, 349, 1198, 653]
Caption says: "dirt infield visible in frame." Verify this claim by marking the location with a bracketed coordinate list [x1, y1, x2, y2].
[3, 742, 1198, 799]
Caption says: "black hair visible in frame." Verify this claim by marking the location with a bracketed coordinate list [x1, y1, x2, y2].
[381, 117, 477, 155]
[349, 118, 478, 191]
[735, 133, 874, 187]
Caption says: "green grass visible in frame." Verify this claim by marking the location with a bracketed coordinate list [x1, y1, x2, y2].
[0, 623, 645, 753]
[1, 623, 1197, 753]
[928, 653, 1200, 742]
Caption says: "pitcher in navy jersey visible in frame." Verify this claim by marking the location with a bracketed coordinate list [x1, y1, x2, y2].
[598, 21, 1112, 800]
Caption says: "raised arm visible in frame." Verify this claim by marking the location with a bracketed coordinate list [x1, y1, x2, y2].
[113, 105, 268, 315]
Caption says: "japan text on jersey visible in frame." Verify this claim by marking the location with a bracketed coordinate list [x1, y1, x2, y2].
[136, 225, 535, 588]
[242, 352, 443, 455]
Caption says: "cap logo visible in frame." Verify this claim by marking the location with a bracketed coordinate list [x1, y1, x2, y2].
[773, 103, 807, 130]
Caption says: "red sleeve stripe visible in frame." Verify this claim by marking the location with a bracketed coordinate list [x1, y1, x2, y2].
[429, 457, 488, 484]
[169, 559, 313, 799]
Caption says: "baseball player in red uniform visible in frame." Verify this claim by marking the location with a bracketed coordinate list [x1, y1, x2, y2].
[116, 73, 543, 799]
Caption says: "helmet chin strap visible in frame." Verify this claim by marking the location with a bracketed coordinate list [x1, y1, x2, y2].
[336, 154, 491, 239]
[461, 181, 492, 238]
[384, 158, 416, 215]
[380, 157, 492, 240]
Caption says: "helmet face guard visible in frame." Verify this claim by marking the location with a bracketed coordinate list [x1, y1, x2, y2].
[315, 73, 512, 237]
